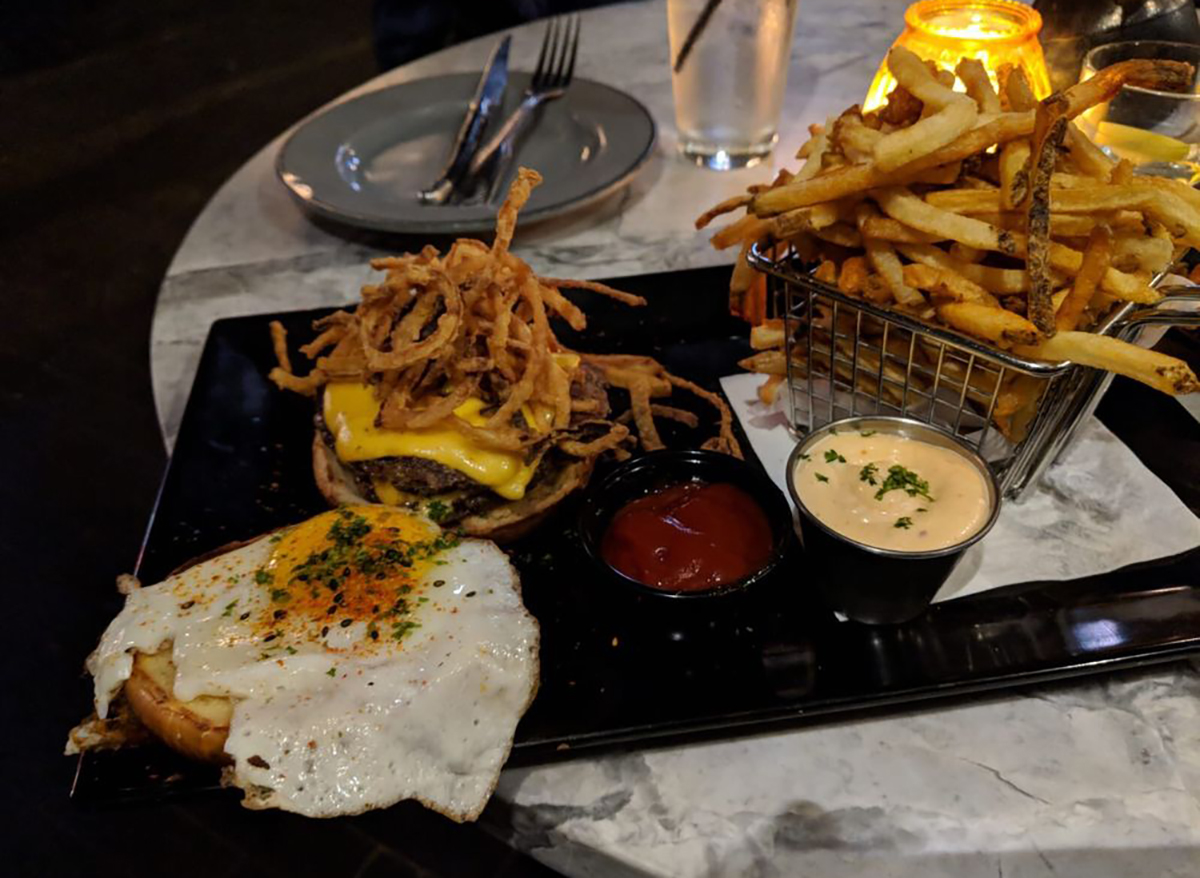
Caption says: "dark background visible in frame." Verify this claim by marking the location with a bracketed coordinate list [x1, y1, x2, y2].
[1, 1, 565, 874]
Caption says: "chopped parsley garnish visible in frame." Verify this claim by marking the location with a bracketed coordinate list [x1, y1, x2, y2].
[895, 517, 914, 530]
[328, 509, 372, 546]
[917, 507, 928, 513]
[254, 568, 274, 586]
[326, 667, 337, 677]
[284, 645, 297, 655]
[873, 465, 934, 503]
[814, 473, 830, 483]
[860, 430, 877, 437]
[425, 500, 451, 523]
[797, 452, 811, 461]
[391, 620, 422, 641]
[824, 449, 846, 464]
[269, 588, 291, 602]
[221, 600, 238, 617]
[859, 462, 879, 485]
[268, 533, 284, 544]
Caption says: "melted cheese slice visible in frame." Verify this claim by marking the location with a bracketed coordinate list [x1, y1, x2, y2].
[324, 385, 538, 500]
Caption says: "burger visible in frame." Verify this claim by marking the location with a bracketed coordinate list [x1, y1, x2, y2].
[270, 169, 739, 539]
[310, 354, 613, 542]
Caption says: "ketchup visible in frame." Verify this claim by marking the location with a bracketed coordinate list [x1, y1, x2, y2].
[599, 481, 774, 592]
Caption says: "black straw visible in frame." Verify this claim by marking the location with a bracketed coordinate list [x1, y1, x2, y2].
[673, 0, 723, 73]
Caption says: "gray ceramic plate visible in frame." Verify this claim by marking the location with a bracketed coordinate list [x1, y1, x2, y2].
[276, 72, 657, 234]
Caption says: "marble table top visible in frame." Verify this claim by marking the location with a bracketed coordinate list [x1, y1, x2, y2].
[151, 1, 1200, 874]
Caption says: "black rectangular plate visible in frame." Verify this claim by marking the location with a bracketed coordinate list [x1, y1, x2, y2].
[74, 265, 1200, 804]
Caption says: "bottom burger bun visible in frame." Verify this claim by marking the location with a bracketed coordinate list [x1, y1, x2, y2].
[124, 650, 233, 764]
[312, 435, 594, 543]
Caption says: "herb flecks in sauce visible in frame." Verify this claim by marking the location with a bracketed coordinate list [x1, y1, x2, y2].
[859, 463, 879, 485]
[815, 473, 830, 483]
[824, 449, 846, 464]
[873, 465, 934, 503]
[894, 517, 914, 530]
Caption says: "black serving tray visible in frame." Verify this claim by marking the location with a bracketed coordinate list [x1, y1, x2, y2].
[74, 265, 1200, 804]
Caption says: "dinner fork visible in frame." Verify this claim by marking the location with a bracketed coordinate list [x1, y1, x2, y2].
[463, 15, 581, 189]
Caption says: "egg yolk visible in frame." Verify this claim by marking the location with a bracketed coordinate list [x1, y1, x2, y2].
[248, 506, 451, 649]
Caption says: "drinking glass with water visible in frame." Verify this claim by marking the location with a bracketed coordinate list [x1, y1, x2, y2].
[668, 0, 799, 170]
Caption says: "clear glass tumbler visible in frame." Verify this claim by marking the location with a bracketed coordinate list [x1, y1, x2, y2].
[667, 0, 799, 170]
[1077, 40, 1200, 184]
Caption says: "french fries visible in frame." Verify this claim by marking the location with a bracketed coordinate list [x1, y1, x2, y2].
[700, 50, 1199, 426]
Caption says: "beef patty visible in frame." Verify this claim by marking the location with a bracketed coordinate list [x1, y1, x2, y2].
[320, 364, 611, 515]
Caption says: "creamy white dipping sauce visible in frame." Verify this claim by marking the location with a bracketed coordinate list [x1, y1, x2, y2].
[793, 430, 992, 552]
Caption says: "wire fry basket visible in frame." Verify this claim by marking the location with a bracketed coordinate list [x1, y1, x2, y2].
[748, 243, 1200, 499]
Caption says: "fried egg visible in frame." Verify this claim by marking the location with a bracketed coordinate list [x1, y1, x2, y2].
[86, 506, 539, 819]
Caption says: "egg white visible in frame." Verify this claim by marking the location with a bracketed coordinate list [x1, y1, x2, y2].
[87, 508, 539, 820]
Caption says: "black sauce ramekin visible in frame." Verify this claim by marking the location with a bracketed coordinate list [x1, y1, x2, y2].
[786, 416, 1001, 625]
[578, 449, 793, 601]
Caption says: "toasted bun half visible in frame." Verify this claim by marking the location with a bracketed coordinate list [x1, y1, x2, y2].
[124, 651, 232, 763]
[312, 434, 593, 543]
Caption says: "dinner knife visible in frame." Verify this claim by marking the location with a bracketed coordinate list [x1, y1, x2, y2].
[418, 35, 511, 205]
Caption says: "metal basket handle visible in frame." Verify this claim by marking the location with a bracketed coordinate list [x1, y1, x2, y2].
[1113, 285, 1200, 337]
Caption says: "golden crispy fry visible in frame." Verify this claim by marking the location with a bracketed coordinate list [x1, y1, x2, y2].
[709, 213, 773, 250]
[937, 302, 1042, 346]
[857, 203, 923, 306]
[750, 319, 785, 350]
[928, 185, 1200, 245]
[1115, 233, 1175, 274]
[1056, 224, 1112, 332]
[857, 216, 940, 244]
[956, 58, 1001, 114]
[1002, 67, 1037, 112]
[874, 187, 1158, 303]
[1110, 159, 1134, 185]
[902, 263, 999, 306]
[813, 259, 838, 284]
[831, 106, 882, 161]
[757, 374, 785, 405]
[1064, 123, 1115, 178]
[873, 47, 978, 171]
[948, 242, 984, 264]
[695, 193, 753, 230]
[753, 112, 1035, 215]
[729, 241, 758, 308]
[896, 243, 1029, 294]
[838, 255, 870, 296]
[1025, 97, 1070, 335]
[738, 350, 787, 376]
[998, 139, 1030, 209]
[795, 118, 833, 180]
[1060, 59, 1194, 119]
[1016, 332, 1199, 394]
